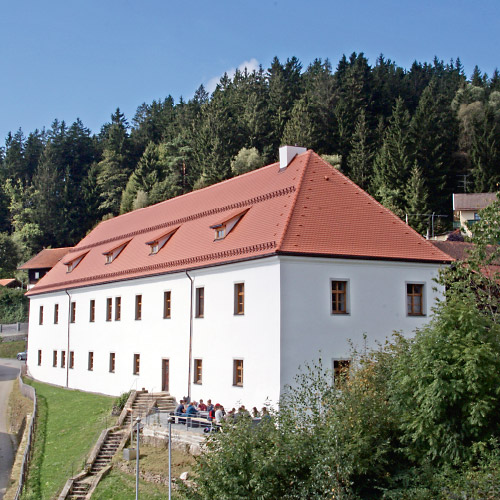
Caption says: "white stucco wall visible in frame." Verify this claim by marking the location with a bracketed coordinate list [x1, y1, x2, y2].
[26, 255, 446, 411]
[278, 256, 445, 391]
[26, 257, 282, 410]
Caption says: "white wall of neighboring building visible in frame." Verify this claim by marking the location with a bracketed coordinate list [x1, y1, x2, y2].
[278, 256, 444, 391]
[27, 255, 445, 410]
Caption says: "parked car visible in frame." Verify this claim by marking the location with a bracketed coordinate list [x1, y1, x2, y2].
[17, 351, 27, 361]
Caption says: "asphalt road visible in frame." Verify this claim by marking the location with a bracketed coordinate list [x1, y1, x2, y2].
[0, 358, 22, 499]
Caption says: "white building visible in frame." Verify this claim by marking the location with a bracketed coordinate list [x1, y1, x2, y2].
[26, 147, 452, 409]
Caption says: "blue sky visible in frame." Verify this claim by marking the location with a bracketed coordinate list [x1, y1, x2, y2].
[0, 0, 499, 142]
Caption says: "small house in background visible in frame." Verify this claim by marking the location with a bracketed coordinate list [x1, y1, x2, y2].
[0, 278, 22, 289]
[453, 193, 497, 236]
[19, 248, 72, 290]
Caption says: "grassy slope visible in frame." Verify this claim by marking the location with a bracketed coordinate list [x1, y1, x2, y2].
[22, 380, 114, 500]
[92, 470, 175, 500]
[93, 445, 194, 500]
[0, 340, 26, 358]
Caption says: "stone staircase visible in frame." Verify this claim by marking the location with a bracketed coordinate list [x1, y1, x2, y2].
[89, 430, 123, 474]
[59, 391, 175, 499]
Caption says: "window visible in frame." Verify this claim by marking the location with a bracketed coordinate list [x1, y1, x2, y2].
[61, 351, 66, 368]
[407, 283, 424, 316]
[106, 298, 112, 321]
[88, 352, 94, 371]
[70, 302, 76, 323]
[194, 359, 202, 384]
[53, 350, 57, 367]
[103, 240, 130, 265]
[195, 287, 204, 318]
[210, 208, 249, 240]
[331, 281, 348, 314]
[69, 351, 74, 369]
[115, 297, 121, 321]
[146, 227, 179, 255]
[89, 300, 95, 322]
[64, 251, 88, 273]
[135, 295, 142, 320]
[34, 271, 40, 279]
[333, 359, 350, 386]
[54, 304, 59, 324]
[38, 350, 42, 366]
[164, 291, 171, 319]
[233, 359, 243, 387]
[234, 283, 244, 315]
[133, 354, 140, 375]
[215, 226, 226, 240]
[39, 306, 44, 325]
[109, 353, 115, 373]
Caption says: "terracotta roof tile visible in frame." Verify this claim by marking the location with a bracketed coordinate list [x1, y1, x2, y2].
[19, 247, 72, 270]
[27, 151, 451, 296]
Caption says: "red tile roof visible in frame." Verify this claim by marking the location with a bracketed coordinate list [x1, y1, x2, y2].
[27, 151, 452, 296]
[19, 247, 72, 270]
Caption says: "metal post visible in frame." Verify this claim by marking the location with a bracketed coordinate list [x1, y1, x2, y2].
[136, 417, 141, 500]
[168, 417, 172, 500]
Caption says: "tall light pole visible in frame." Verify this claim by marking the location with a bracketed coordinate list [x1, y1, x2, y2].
[135, 417, 141, 500]
[168, 416, 173, 500]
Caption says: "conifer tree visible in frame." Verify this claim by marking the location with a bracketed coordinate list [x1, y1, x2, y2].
[404, 162, 429, 235]
[371, 98, 412, 215]
[347, 109, 373, 189]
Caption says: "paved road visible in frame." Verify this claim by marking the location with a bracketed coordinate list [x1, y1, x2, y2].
[0, 358, 22, 499]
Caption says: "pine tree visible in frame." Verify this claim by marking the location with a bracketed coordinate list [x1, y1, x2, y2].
[347, 109, 373, 189]
[405, 162, 430, 235]
[371, 98, 412, 215]
[281, 97, 317, 149]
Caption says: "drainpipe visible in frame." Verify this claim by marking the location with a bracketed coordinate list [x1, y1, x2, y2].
[185, 271, 194, 402]
[65, 289, 71, 388]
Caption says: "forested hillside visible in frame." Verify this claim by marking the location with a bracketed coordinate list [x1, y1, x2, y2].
[1, 53, 499, 276]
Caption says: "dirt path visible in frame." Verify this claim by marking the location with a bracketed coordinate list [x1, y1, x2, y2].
[0, 359, 22, 499]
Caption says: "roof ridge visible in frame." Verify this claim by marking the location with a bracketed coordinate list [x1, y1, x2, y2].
[276, 150, 313, 251]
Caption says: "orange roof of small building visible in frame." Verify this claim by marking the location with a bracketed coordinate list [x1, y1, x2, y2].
[27, 151, 452, 296]
[0, 279, 17, 287]
[19, 247, 72, 270]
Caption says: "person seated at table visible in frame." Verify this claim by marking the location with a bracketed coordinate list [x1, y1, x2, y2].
[261, 407, 271, 420]
[175, 400, 185, 416]
[206, 399, 214, 413]
[198, 399, 207, 411]
[185, 402, 198, 417]
[252, 407, 260, 418]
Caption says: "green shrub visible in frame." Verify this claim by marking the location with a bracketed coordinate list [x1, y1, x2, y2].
[0, 288, 28, 323]
[114, 391, 131, 410]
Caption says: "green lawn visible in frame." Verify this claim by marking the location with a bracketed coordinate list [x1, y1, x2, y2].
[92, 469, 180, 500]
[22, 380, 115, 500]
[0, 339, 26, 358]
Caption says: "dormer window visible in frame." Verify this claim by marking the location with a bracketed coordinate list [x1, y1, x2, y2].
[63, 251, 89, 273]
[103, 240, 131, 265]
[146, 226, 179, 255]
[216, 227, 226, 240]
[210, 208, 249, 241]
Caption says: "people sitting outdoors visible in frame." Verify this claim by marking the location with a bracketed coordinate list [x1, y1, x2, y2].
[185, 402, 198, 417]
[252, 407, 260, 418]
[198, 399, 207, 411]
[206, 399, 214, 413]
[175, 400, 185, 416]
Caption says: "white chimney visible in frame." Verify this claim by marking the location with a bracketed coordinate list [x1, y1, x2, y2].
[279, 145, 307, 170]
